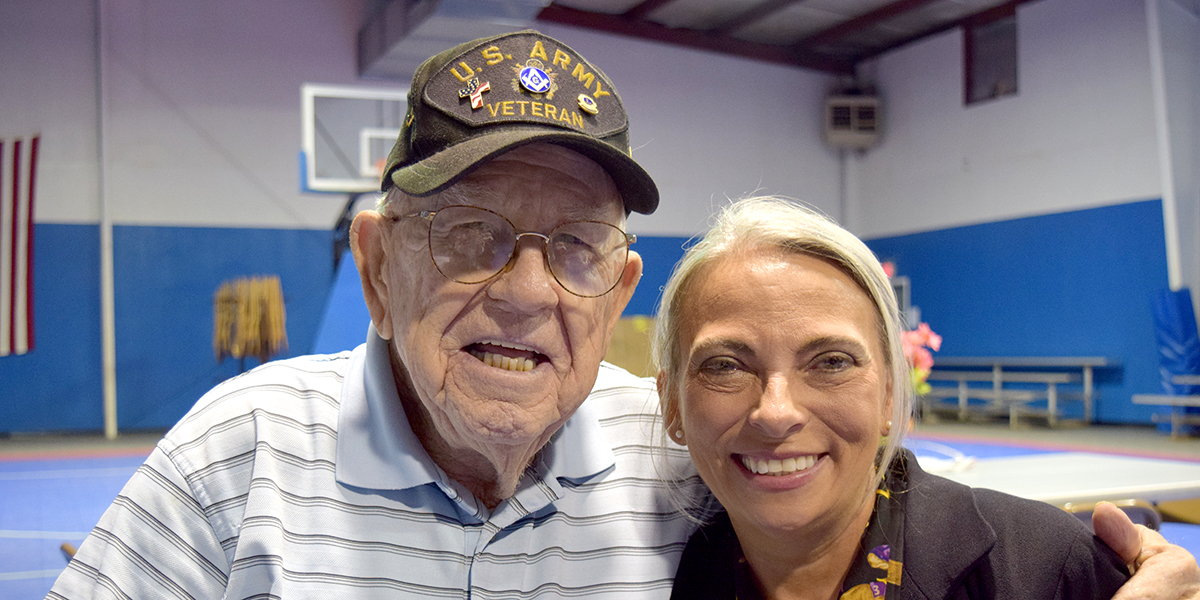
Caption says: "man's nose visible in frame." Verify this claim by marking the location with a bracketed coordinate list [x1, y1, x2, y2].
[486, 236, 558, 311]
[747, 375, 809, 438]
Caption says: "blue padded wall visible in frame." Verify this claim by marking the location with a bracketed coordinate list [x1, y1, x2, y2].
[2, 200, 1168, 432]
[0, 224, 103, 431]
[625, 235, 693, 317]
[865, 199, 1169, 424]
[1, 224, 334, 433]
[111, 225, 334, 429]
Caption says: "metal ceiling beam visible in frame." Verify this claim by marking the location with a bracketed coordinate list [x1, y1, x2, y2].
[795, 0, 943, 49]
[624, 0, 677, 20]
[536, 4, 853, 73]
[849, 0, 1032, 64]
[712, 0, 804, 36]
[358, 0, 553, 81]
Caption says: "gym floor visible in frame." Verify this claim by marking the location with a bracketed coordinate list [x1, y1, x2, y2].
[2, 421, 1198, 599]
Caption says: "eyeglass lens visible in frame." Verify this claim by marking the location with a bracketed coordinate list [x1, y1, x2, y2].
[426, 206, 629, 297]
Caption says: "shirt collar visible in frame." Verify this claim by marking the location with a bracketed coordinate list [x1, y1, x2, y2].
[336, 324, 616, 491]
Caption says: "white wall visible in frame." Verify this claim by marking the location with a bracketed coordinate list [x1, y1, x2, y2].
[1152, 0, 1200, 304]
[2, 0, 370, 230]
[854, 0, 1162, 239]
[99, 0, 367, 229]
[536, 24, 843, 236]
[1, 2, 840, 238]
[0, 0, 101, 224]
[5, 0, 1182, 249]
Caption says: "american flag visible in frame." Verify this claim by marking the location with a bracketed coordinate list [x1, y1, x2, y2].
[1, 136, 38, 357]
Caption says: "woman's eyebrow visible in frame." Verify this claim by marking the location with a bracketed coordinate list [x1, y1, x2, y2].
[688, 337, 753, 361]
[798, 335, 868, 354]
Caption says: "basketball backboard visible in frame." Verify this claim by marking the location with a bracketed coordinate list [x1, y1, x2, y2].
[300, 83, 409, 193]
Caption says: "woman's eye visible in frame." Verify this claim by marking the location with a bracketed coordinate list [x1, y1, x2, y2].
[691, 355, 755, 392]
[814, 352, 855, 371]
[698, 356, 743, 375]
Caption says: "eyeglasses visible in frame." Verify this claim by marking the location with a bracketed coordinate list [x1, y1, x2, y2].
[394, 205, 636, 298]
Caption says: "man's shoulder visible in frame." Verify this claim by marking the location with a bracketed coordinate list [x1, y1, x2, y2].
[165, 350, 358, 448]
[587, 361, 660, 419]
[204, 351, 355, 403]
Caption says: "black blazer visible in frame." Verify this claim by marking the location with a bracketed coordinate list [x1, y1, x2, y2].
[672, 450, 1129, 599]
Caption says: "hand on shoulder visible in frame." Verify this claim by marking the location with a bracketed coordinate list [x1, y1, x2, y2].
[1093, 501, 1200, 600]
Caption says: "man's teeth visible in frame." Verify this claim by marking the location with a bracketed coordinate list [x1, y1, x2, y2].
[469, 343, 538, 372]
[741, 455, 817, 476]
[478, 351, 535, 371]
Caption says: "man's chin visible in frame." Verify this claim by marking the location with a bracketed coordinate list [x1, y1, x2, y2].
[442, 403, 565, 465]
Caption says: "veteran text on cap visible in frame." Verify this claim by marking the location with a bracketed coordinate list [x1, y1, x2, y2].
[382, 31, 659, 215]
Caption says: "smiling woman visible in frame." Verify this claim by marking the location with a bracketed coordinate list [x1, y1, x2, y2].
[651, 197, 1129, 600]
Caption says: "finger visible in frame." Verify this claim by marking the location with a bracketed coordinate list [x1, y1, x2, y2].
[1109, 540, 1200, 600]
[1093, 501, 1142, 566]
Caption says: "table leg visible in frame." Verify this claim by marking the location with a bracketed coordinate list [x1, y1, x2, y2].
[993, 366, 1004, 414]
[1083, 367, 1093, 423]
[958, 381, 968, 421]
[1048, 383, 1058, 427]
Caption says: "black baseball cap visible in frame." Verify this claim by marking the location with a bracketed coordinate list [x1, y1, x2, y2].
[380, 30, 659, 214]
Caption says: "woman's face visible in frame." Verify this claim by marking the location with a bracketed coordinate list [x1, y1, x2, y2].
[666, 248, 891, 545]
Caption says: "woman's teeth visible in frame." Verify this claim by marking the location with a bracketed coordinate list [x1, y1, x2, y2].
[741, 455, 817, 476]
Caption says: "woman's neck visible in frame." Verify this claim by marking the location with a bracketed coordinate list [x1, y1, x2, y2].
[732, 491, 876, 600]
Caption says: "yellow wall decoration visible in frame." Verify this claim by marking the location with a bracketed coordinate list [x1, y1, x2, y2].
[213, 275, 288, 365]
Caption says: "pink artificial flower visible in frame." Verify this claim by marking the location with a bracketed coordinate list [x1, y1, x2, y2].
[911, 347, 934, 372]
[915, 322, 942, 352]
[901, 322, 942, 392]
[881, 261, 896, 278]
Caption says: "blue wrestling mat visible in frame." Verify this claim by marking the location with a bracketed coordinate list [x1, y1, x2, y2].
[0, 452, 146, 599]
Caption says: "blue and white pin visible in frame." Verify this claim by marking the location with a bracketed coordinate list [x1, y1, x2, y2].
[577, 94, 599, 115]
[519, 59, 552, 94]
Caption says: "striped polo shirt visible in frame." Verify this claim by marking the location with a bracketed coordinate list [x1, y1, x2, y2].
[48, 329, 703, 599]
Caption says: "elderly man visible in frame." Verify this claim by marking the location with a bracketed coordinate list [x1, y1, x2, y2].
[49, 30, 1198, 599]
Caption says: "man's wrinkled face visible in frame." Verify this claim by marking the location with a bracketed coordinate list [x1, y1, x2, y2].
[369, 143, 640, 458]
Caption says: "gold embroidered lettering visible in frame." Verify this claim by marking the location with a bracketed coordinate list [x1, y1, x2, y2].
[501, 101, 514, 116]
[571, 111, 583, 128]
[544, 103, 557, 120]
[486, 103, 500, 118]
[553, 50, 571, 70]
[593, 82, 610, 98]
[529, 41, 548, 61]
[481, 46, 504, 65]
[450, 62, 475, 82]
[516, 100, 529, 115]
[531, 102, 543, 117]
[571, 63, 594, 89]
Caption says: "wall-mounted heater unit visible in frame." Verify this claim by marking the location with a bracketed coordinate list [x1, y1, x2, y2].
[823, 95, 880, 150]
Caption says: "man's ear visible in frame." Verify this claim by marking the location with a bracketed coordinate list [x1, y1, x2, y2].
[350, 211, 393, 340]
[602, 250, 643, 337]
[657, 370, 686, 446]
